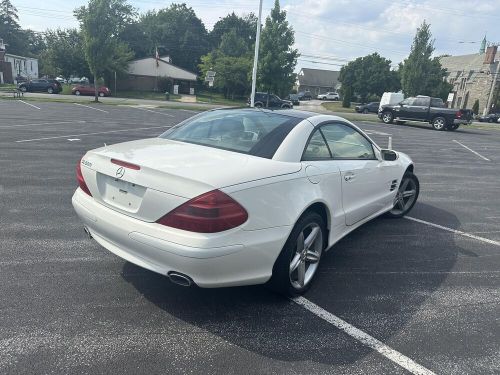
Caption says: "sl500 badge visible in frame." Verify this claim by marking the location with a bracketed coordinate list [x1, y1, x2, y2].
[81, 159, 92, 168]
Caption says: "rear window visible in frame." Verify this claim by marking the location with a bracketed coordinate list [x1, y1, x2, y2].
[159, 109, 301, 159]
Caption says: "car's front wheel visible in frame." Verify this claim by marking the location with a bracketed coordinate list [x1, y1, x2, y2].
[382, 111, 393, 124]
[99, 92, 105, 97]
[20, 86, 27, 92]
[363, 108, 369, 114]
[269, 211, 326, 296]
[386, 172, 419, 218]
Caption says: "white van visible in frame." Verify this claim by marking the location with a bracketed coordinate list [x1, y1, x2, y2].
[379, 92, 404, 111]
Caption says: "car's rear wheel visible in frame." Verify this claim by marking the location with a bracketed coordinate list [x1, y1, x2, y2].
[363, 108, 369, 114]
[269, 211, 326, 296]
[382, 111, 393, 124]
[75, 90, 81, 96]
[488, 118, 493, 123]
[432, 116, 446, 131]
[254, 102, 263, 108]
[386, 172, 419, 218]
[47, 87, 54, 94]
[99, 92, 105, 97]
[20, 86, 27, 92]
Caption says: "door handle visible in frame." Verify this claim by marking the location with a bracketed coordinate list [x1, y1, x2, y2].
[344, 172, 355, 182]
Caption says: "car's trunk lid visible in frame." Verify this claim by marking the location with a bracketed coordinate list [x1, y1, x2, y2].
[81, 138, 301, 221]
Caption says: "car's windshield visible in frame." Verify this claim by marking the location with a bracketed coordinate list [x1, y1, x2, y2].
[160, 109, 301, 158]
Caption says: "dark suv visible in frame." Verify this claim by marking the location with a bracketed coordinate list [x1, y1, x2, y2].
[18, 79, 61, 94]
[248, 92, 293, 109]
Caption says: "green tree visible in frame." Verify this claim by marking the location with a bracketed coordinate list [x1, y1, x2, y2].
[199, 51, 252, 99]
[74, 0, 135, 101]
[210, 12, 257, 50]
[258, 0, 299, 97]
[219, 29, 248, 57]
[39, 29, 89, 78]
[0, 0, 25, 55]
[134, 4, 210, 72]
[400, 21, 452, 99]
[339, 53, 400, 103]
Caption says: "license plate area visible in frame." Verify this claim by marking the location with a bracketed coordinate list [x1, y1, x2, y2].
[97, 173, 146, 212]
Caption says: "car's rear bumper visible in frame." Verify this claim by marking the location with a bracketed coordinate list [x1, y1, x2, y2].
[72, 188, 290, 288]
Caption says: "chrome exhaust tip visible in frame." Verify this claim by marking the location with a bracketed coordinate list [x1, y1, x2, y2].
[167, 271, 193, 287]
[83, 226, 93, 239]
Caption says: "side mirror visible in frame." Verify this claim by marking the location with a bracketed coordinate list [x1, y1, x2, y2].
[381, 150, 397, 161]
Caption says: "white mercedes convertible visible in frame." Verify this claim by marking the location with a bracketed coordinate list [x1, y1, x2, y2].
[73, 108, 419, 295]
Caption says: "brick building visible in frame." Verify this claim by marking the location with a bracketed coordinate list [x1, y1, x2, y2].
[440, 44, 500, 115]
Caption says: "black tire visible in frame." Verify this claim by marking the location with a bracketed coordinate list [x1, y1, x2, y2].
[448, 123, 459, 131]
[488, 118, 493, 123]
[268, 211, 326, 296]
[432, 116, 447, 131]
[75, 90, 81, 96]
[254, 102, 263, 108]
[363, 108, 369, 114]
[381, 111, 393, 124]
[47, 87, 54, 94]
[281, 104, 290, 109]
[385, 172, 419, 218]
[99, 92, 105, 97]
[20, 86, 27, 92]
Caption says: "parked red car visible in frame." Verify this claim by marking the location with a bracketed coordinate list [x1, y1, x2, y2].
[72, 85, 111, 97]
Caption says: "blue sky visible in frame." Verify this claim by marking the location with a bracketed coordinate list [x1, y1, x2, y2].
[12, 0, 500, 70]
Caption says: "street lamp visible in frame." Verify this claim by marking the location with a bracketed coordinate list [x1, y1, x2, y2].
[250, 0, 263, 107]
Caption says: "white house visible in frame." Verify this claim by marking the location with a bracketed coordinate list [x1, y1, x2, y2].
[3, 53, 39, 82]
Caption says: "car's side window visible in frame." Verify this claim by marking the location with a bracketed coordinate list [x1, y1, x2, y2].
[320, 123, 375, 160]
[302, 129, 331, 160]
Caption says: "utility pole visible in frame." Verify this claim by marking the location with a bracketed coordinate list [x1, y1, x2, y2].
[250, 0, 263, 108]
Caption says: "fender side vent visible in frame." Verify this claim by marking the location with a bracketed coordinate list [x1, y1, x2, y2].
[390, 180, 398, 191]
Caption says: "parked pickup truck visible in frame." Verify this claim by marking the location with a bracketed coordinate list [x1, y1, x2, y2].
[378, 95, 473, 131]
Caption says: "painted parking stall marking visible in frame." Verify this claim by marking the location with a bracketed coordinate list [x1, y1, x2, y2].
[73, 103, 109, 113]
[292, 297, 436, 375]
[127, 105, 175, 117]
[15, 125, 173, 143]
[0, 121, 85, 129]
[452, 140, 490, 161]
[18, 100, 41, 110]
[406, 216, 500, 247]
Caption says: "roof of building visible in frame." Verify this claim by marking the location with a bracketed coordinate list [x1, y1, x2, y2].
[4, 53, 38, 60]
[127, 57, 197, 81]
[297, 68, 340, 87]
[440, 50, 500, 79]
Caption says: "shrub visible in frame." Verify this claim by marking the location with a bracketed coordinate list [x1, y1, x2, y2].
[472, 99, 479, 115]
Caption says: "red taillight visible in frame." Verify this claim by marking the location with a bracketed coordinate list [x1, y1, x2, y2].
[456, 111, 462, 118]
[156, 190, 248, 233]
[76, 159, 92, 196]
[111, 159, 140, 170]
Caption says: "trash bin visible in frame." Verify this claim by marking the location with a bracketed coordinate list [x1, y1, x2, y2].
[165, 91, 170, 101]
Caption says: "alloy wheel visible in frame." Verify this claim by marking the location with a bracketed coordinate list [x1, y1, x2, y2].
[289, 223, 323, 290]
[433, 118, 445, 130]
[390, 176, 418, 216]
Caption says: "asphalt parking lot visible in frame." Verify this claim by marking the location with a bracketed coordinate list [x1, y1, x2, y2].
[1, 99, 499, 374]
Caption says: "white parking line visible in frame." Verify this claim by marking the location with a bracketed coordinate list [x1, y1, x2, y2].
[292, 297, 436, 375]
[73, 103, 109, 113]
[127, 106, 174, 117]
[0, 121, 85, 129]
[19, 100, 40, 110]
[15, 125, 172, 143]
[406, 216, 500, 247]
[452, 140, 490, 161]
